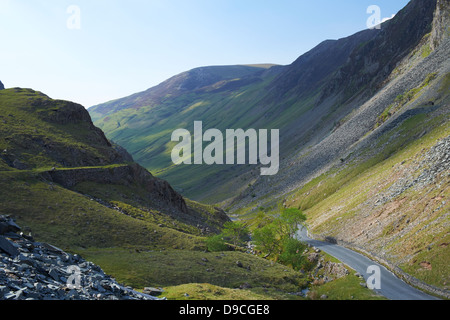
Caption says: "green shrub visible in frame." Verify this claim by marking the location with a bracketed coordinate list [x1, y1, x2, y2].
[222, 221, 250, 247]
[275, 208, 307, 239]
[205, 234, 229, 252]
[252, 223, 279, 258]
[394, 94, 404, 103]
[278, 238, 308, 271]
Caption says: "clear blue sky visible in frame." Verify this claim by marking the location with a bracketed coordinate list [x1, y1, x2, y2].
[0, 0, 409, 108]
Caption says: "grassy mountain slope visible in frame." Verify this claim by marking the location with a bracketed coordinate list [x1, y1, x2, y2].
[0, 87, 233, 233]
[89, 0, 449, 295]
[90, 64, 288, 202]
[2, 0, 446, 300]
[231, 0, 450, 294]
[90, 0, 438, 206]
[0, 88, 130, 171]
[1, 88, 264, 294]
[285, 77, 450, 292]
[2, 88, 355, 300]
[89, 65, 276, 122]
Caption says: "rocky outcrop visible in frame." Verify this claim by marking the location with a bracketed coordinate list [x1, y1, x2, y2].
[34, 96, 131, 165]
[38, 100, 93, 125]
[0, 216, 159, 300]
[327, 0, 437, 100]
[431, 0, 450, 49]
[45, 163, 188, 215]
[42, 163, 231, 232]
[265, 28, 379, 103]
[374, 136, 449, 206]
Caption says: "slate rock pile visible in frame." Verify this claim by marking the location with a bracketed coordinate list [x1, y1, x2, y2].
[376, 135, 450, 206]
[0, 215, 160, 300]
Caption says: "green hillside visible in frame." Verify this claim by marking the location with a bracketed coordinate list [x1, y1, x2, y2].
[2, 0, 448, 301]
[90, 0, 439, 205]
[87, 0, 449, 296]
[90, 65, 291, 202]
[2, 87, 375, 300]
[0, 88, 234, 294]
[233, 71, 450, 294]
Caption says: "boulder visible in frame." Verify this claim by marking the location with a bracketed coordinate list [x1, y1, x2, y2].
[0, 235, 19, 257]
[48, 268, 61, 282]
[12, 159, 28, 170]
[143, 287, 164, 296]
[323, 262, 349, 279]
[0, 216, 21, 235]
[307, 252, 320, 262]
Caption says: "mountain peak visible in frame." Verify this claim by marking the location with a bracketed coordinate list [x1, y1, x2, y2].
[89, 64, 268, 120]
[0, 81, 4, 90]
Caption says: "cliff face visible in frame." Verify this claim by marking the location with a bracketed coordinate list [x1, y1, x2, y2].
[264, 28, 379, 103]
[232, 0, 448, 208]
[45, 164, 188, 215]
[323, 0, 437, 101]
[431, 0, 450, 49]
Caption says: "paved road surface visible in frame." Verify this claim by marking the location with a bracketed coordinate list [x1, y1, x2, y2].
[296, 228, 440, 300]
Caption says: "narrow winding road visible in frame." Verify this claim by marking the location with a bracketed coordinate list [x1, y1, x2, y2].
[296, 228, 440, 300]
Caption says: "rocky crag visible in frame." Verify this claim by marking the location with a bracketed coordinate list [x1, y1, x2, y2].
[0, 215, 160, 300]
[45, 164, 188, 217]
